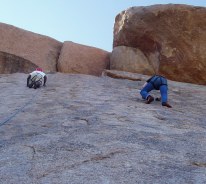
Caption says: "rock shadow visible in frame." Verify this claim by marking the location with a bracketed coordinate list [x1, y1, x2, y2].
[0, 51, 38, 73]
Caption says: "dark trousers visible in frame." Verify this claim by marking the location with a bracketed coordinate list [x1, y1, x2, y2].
[28, 81, 41, 89]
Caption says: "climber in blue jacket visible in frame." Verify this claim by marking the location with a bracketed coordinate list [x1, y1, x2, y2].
[140, 75, 172, 108]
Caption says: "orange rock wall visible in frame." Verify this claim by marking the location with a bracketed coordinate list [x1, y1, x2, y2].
[0, 23, 62, 72]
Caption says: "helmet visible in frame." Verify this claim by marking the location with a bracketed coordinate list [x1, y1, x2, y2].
[36, 68, 43, 72]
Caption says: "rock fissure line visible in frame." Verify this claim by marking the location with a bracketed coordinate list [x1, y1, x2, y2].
[37, 150, 125, 179]
[24, 145, 36, 159]
[0, 91, 39, 127]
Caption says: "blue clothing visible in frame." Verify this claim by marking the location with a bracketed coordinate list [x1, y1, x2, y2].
[140, 75, 168, 103]
[147, 75, 167, 90]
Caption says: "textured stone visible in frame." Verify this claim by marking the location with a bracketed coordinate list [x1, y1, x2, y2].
[102, 69, 147, 81]
[57, 41, 110, 76]
[0, 51, 37, 73]
[113, 4, 206, 85]
[0, 73, 206, 183]
[110, 46, 154, 75]
[0, 23, 62, 72]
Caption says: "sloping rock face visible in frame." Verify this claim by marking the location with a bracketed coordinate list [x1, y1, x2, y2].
[0, 51, 38, 73]
[0, 73, 206, 183]
[113, 4, 206, 85]
[0, 23, 62, 72]
[57, 41, 110, 76]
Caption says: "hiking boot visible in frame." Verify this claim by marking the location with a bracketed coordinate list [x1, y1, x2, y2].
[155, 97, 161, 101]
[28, 82, 33, 88]
[162, 102, 172, 108]
[146, 95, 154, 104]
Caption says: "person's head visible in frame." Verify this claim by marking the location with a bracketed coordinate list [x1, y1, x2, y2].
[36, 68, 43, 72]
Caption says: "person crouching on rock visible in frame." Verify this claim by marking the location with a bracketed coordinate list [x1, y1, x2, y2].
[140, 75, 172, 108]
[27, 68, 47, 89]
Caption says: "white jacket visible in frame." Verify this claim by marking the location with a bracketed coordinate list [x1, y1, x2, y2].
[29, 71, 46, 85]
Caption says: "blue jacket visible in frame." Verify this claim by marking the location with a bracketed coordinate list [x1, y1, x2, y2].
[147, 75, 167, 90]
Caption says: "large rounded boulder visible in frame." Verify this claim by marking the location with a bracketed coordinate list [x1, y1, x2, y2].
[113, 4, 206, 85]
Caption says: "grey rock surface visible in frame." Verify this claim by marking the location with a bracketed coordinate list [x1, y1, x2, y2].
[0, 73, 206, 184]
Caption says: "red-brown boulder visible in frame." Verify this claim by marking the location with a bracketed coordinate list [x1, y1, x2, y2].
[0, 23, 62, 72]
[113, 4, 206, 85]
[57, 41, 110, 76]
[0, 51, 37, 73]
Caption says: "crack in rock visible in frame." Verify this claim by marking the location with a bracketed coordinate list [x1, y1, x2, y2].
[37, 150, 125, 179]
